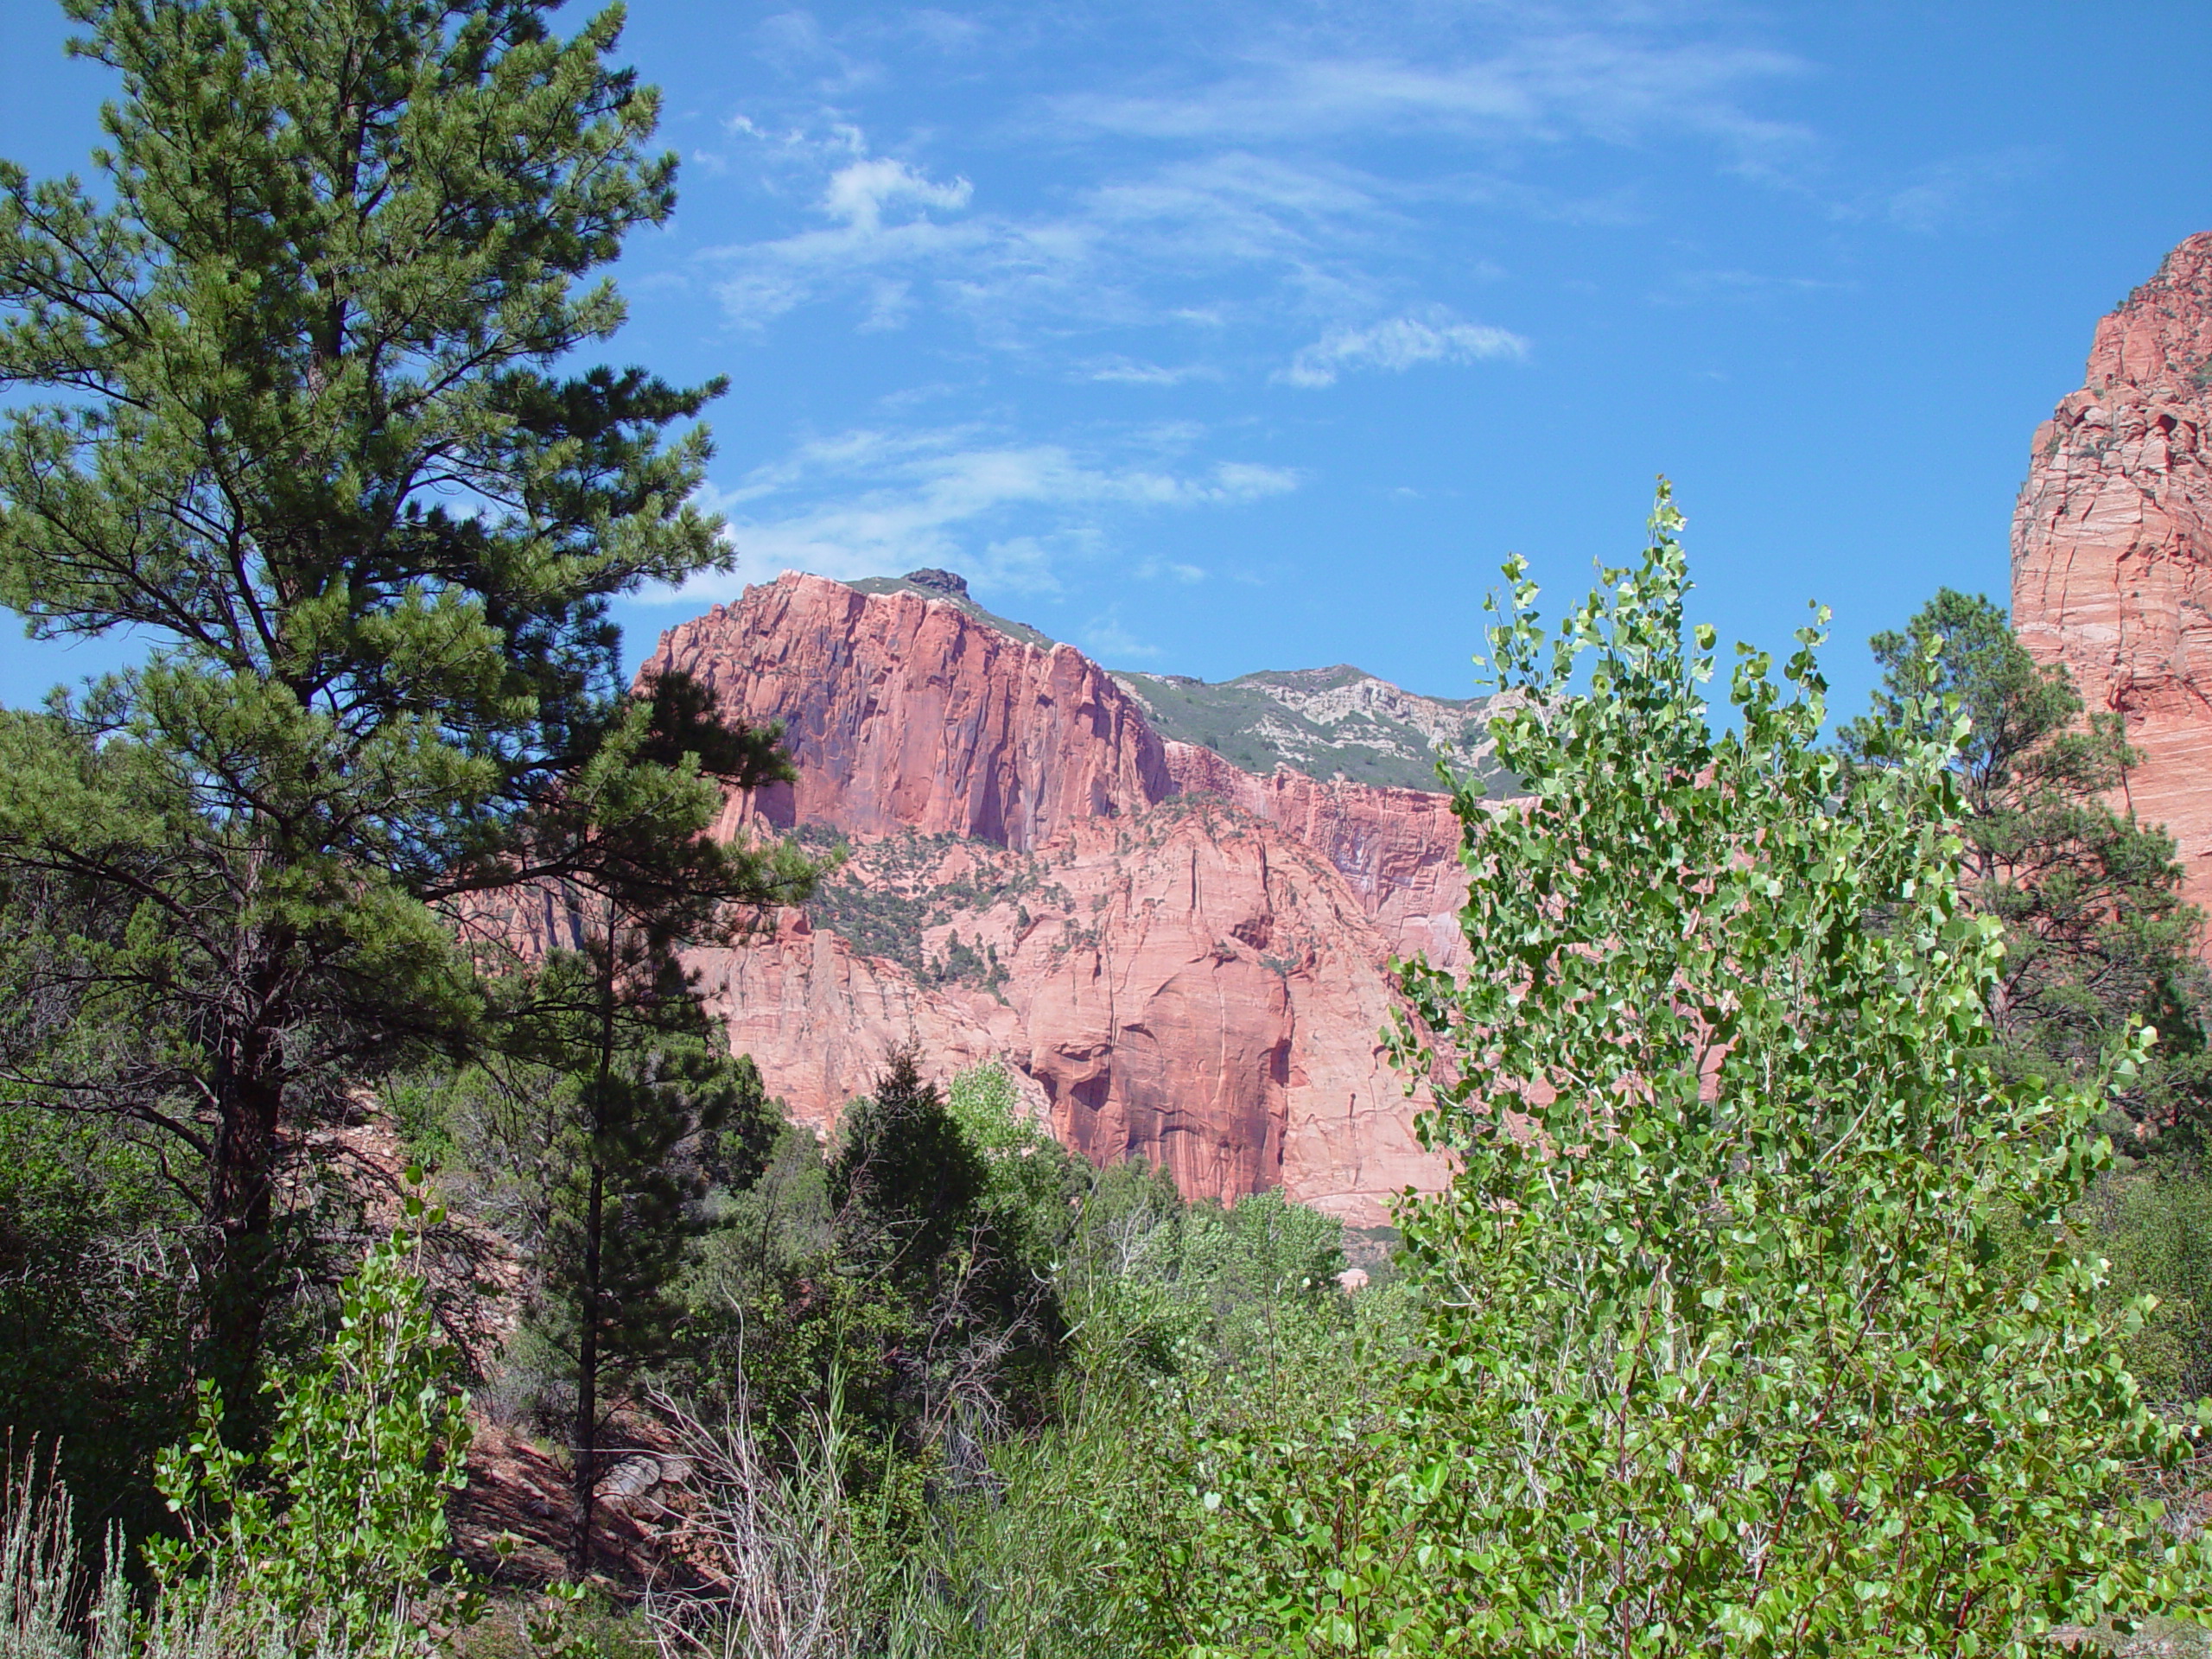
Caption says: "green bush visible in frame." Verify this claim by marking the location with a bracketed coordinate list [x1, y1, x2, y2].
[2092, 1166, 2212, 1403]
[657, 1058, 1381, 1656]
[0, 1104, 195, 1552]
[145, 1211, 478, 1656]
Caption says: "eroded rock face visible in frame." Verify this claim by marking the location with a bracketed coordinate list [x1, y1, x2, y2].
[2012, 232, 2212, 917]
[688, 807, 1440, 1220]
[1161, 741, 1471, 966]
[643, 572, 1472, 1222]
[644, 575, 1173, 851]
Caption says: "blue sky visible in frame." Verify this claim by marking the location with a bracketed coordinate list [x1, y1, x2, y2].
[1, 1, 2207, 719]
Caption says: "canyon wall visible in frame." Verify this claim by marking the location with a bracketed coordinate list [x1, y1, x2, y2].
[645, 575, 1173, 850]
[642, 573, 1474, 1223]
[2012, 232, 2212, 920]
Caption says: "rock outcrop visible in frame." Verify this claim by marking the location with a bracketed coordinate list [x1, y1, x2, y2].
[645, 575, 1173, 851]
[1160, 741, 1473, 964]
[642, 572, 1480, 1222]
[687, 807, 1436, 1219]
[2012, 232, 2212, 918]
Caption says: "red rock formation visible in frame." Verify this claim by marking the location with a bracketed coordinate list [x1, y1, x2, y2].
[685, 807, 1441, 1224]
[1162, 741, 1471, 965]
[644, 575, 1173, 850]
[2012, 232, 2212, 918]
[644, 571, 1471, 1223]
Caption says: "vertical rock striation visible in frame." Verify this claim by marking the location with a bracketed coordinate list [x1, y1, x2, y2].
[644, 575, 1173, 850]
[1160, 741, 1474, 966]
[2012, 232, 2212, 919]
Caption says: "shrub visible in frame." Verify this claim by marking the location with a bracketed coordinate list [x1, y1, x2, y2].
[2093, 1165, 2212, 1404]
[0, 1446, 129, 1659]
[145, 1210, 477, 1656]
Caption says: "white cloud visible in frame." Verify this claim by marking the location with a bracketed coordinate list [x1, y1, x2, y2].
[1047, 33, 1808, 162]
[704, 124, 1402, 344]
[753, 10, 880, 94]
[658, 428, 1299, 602]
[1082, 357, 1218, 385]
[705, 130, 988, 326]
[1082, 608, 1161, 661]
[821, 156, 972, 230]
[1281, 308, 1529, 387]
[696, 10, 1810, 372]
[859, 278, 914, 331]
[1866, 148, 2051, 233]
[1205, 461, 1299, 500]
[1648, 267, 1848, 307]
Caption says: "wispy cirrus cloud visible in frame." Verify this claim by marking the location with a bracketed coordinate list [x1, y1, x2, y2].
[1280, 308, 1529, 386]
[705, 137, 1401, 340]
[1046, 30, 1809, 159]
[1864, 147, 2054, 233]
[696, 2, 1815, 365]
[1079, 356, 1222, 386]
[662, 426, 1299, 601]
[1080, 606, 1162, 661]
[707, 136, 992, 327]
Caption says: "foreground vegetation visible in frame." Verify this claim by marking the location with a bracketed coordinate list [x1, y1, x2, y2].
[8, 0, 2212, 1654]
[15, 497, 2212, 1655]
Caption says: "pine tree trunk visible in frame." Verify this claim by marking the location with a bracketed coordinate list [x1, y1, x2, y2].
[200, 930, 294, 1416]
[204, 1065, 283, 1411]
[571, 1160, 605, 1576]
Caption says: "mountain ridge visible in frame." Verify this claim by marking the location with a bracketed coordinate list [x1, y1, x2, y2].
[832, 566, 1507, 797]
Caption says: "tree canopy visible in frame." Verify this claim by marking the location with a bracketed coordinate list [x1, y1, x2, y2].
[0, 0, 802, 1398]
[1845, 588, 2212, 1148]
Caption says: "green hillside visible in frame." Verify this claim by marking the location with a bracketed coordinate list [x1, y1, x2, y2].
[1115, 664, 1516, 795]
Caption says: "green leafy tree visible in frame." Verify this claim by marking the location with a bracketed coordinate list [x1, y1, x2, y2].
[1179, 489, 2212, 1656]
[145, 1206, 476, 1656]
[0, 1094, 195, 1551]
[1844, 588, 2212, 1145]
[0, 0, 741, 1400]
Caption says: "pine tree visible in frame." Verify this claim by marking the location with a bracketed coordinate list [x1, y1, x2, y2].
[485, 670, 804, 1574]
[0, 0, 762, 1402]
[1844, 589, 2212, 1145]
[482, 987, 779, 1576]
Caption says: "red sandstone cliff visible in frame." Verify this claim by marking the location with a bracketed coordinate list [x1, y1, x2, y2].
[1161, 740, 1476, 965]
[645, 575, 1173, 850]
[687, 807, 1436, 1222]
[641, 573, 1472, 1223]
[2012, 232, 2212, 919]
